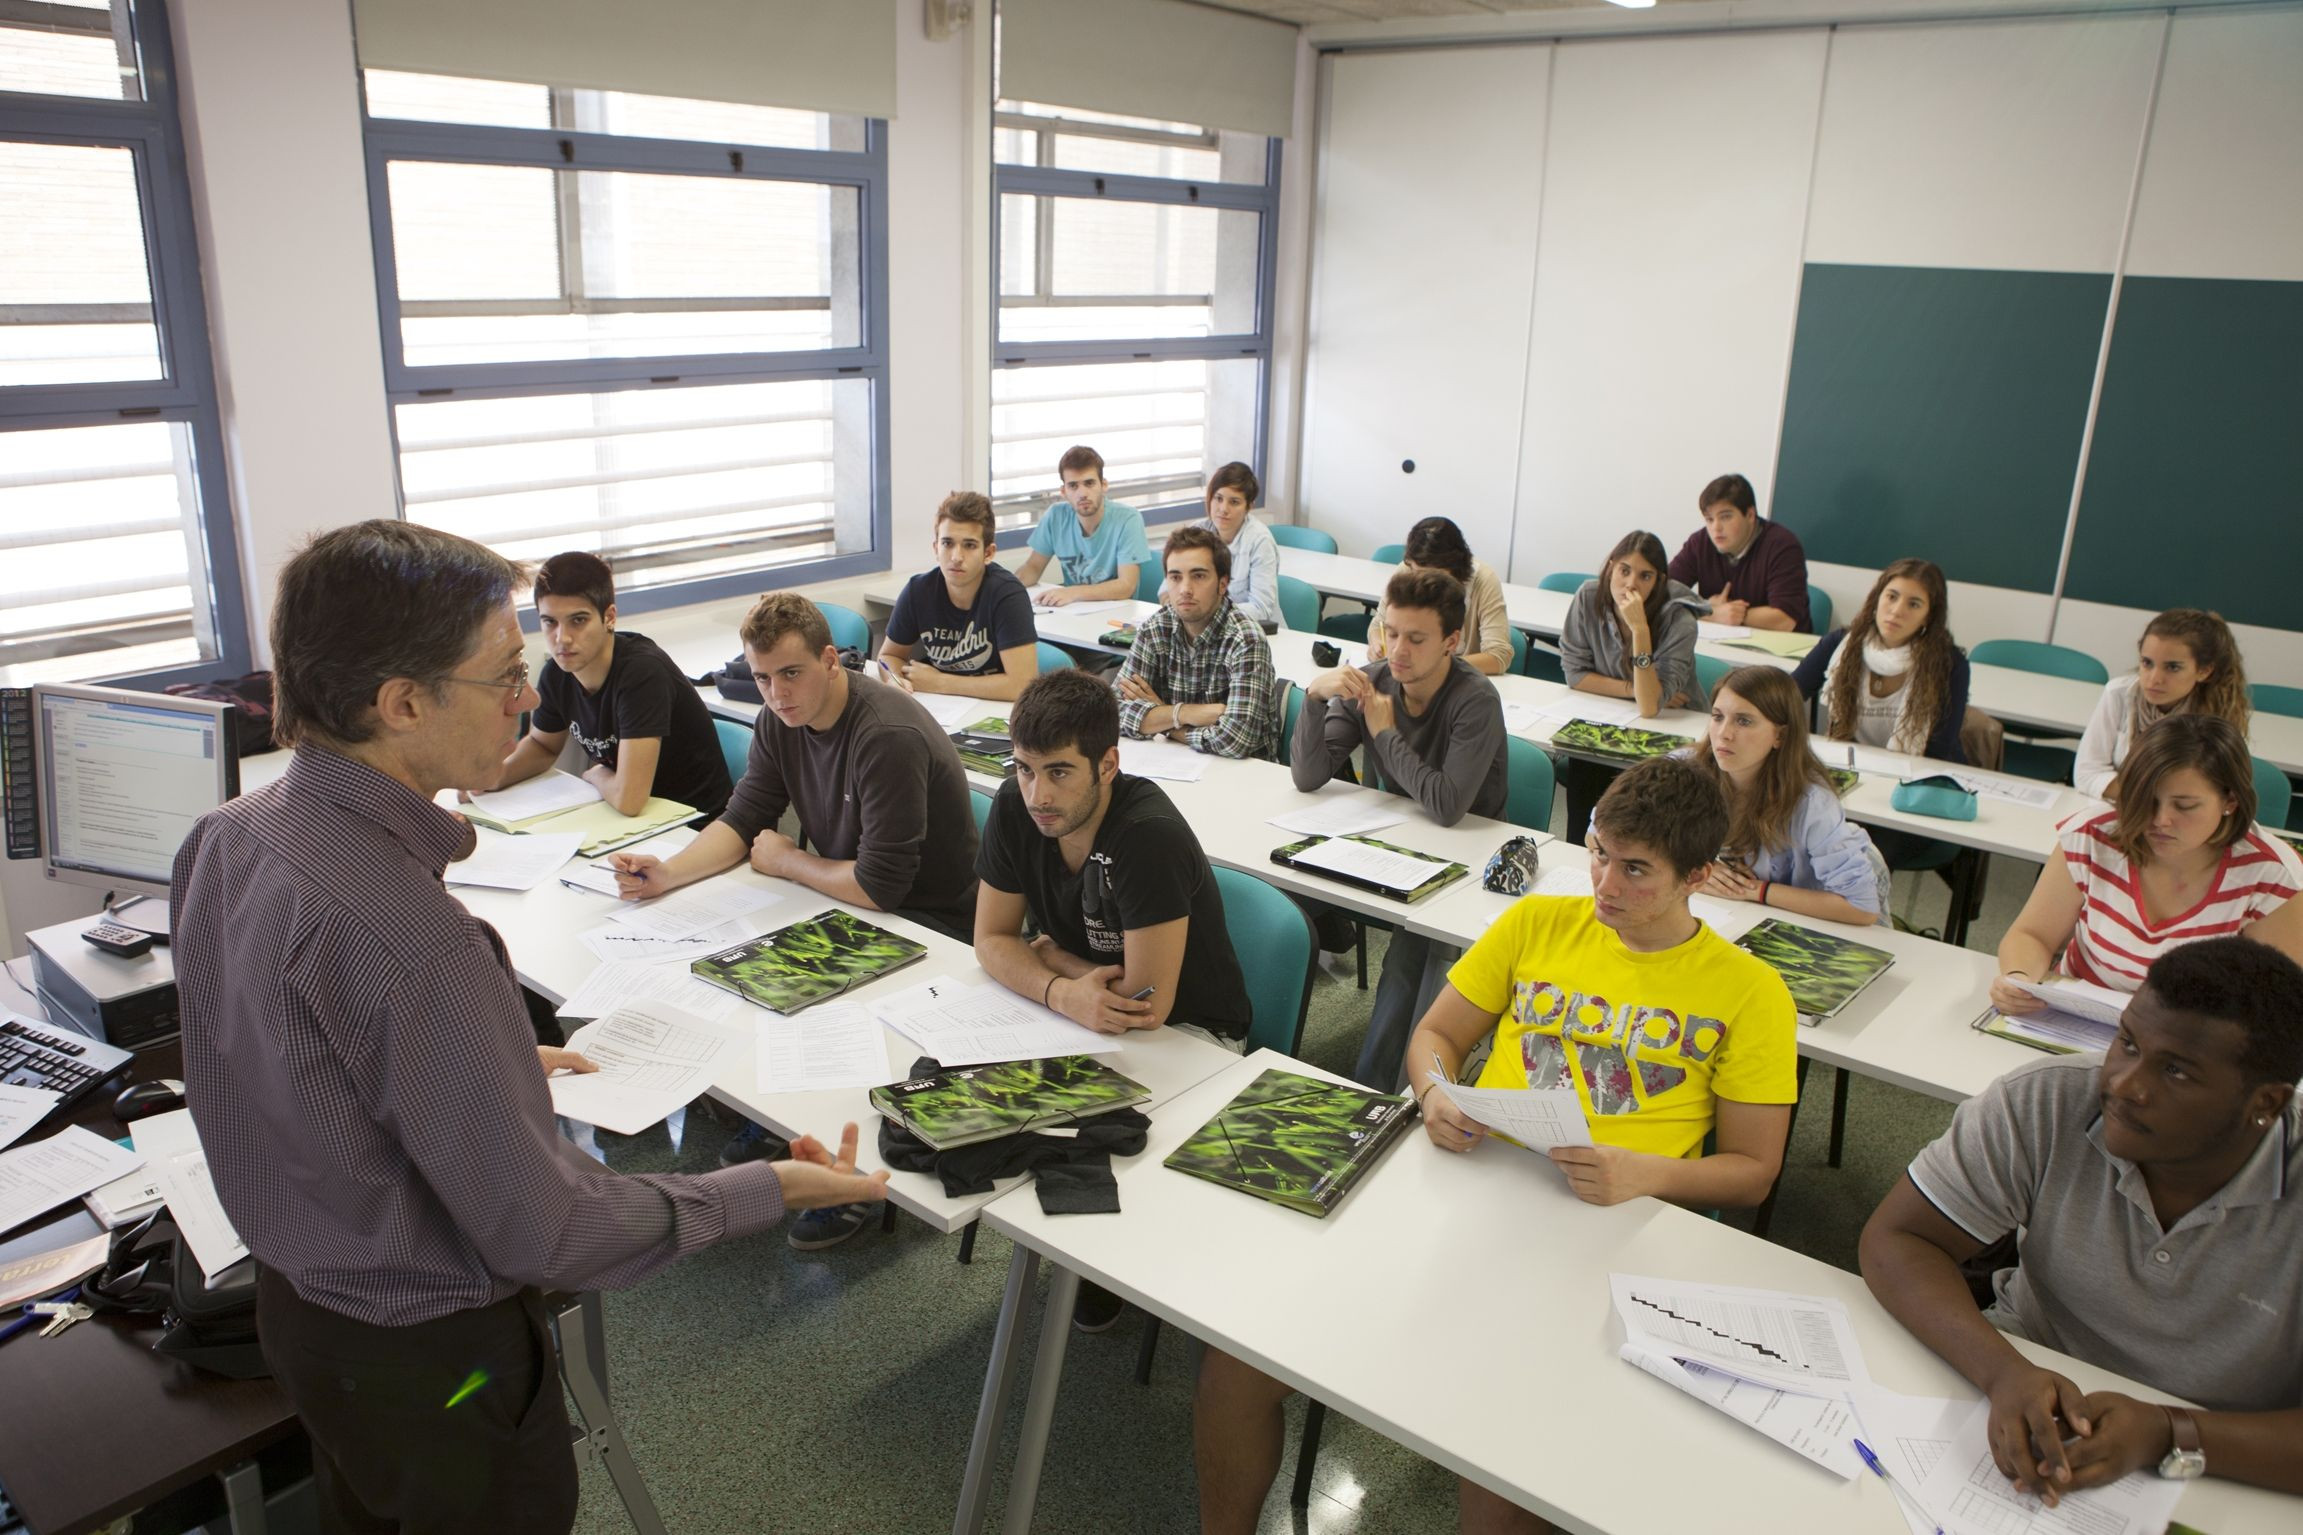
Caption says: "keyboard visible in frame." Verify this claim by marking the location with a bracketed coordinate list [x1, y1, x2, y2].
[0, 1017, 134, 1122]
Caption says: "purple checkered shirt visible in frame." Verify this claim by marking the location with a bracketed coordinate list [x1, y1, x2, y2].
[170, 745, 783, 1327]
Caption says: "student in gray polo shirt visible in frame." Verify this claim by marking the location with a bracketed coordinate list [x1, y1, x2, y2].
[1860, 937, 2303, 1503]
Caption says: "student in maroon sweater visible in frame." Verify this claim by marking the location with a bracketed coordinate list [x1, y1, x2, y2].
[1667, 472, 1812, 633]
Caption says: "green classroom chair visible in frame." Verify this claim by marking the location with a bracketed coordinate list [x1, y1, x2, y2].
[1276, 574, 1321, 634]
[968, 786, 995, 836]
[1318, 611, 1372, 645]
[712, 717, 750, 786]
[1505, 627, 1529, 676]
[1695, 653, 1733, 700]
[1503, 737, 1556, 835]
[2250, 683, 2303, 719]
[2251, 755, 2292, 832]
[816, 601, 871, 656]
[1537, 571, 1592, 595]
[1526, 572, 1591, 682]
[1034, 641, 1075, 673]
[1807, 584, 1834, 633]
[1278, 683, 1305, 766]
[1213, 866, 1318, 1057]
[1370, 542, 1407, 566]
[1136, 561, 1165, 603]
[1970, 639, 2109, 784]
[1269, 525, 1337, 554]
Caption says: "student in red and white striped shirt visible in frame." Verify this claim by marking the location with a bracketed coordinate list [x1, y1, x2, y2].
[1992, 714, 2303, 1012]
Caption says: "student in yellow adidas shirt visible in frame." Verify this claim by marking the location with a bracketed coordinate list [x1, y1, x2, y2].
[1193, 755, 1798, 1535]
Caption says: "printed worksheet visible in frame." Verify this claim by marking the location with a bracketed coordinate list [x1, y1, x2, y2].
[756, 1002, 893, 1094]
[1611, 1274, 1875, 1396]
[466, 770, 600, 823]
[578, 907, 781, 965]
[1431, 1079, 1593, 1151]
[556, 960, 757, 1029]
[0, 1125, 145, 1234]
[1851, 1388, 1970, 1535]
[1916, 1398, 2187, 1535]
[0, 1081, 61, 1153]
[1287, 835, 1449, 892]
[551, 1003, 742, 1135]
[128, 1107, 249, 1275]
[869, 976, 1121, 1066]
[1621, 1343, 1862, 1479]
[1267, 795, 1408, 840]
[445, 830, 584, 892]
[607, 881, 783, 941]
[1118, 736, 1210, 782]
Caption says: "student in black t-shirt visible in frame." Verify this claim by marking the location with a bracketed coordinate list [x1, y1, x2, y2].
[479, 552, 733, 819]
[977, 669, 1251, 1331]
[878, 490, 1042, 702]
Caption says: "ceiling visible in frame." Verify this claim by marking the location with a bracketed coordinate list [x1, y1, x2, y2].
[1202, 0, 1709, 23]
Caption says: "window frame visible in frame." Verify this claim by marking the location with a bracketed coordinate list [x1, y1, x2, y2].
[361, 97, 895, 616]
[990, 105, 1282, 528]
[0, 0, 252, 688]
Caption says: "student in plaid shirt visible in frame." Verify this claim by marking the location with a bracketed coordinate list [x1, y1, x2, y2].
[1114, 525, 1282, 759]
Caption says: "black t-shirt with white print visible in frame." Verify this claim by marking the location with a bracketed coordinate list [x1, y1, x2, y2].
[529, 630, 732, 819]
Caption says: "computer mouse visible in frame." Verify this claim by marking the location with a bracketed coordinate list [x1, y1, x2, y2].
[112, 1078, 188, 1123]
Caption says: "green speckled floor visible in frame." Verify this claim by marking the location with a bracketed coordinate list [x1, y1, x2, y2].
[562, 854, 2031, 1534]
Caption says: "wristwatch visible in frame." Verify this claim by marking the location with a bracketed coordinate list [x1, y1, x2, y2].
[2158, 1405, 2205, 1480]
[1629, 651, 1656, 670]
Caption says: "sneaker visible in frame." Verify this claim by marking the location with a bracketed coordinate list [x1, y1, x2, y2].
[718, 1122, 790, 1168]
[788, 1202, 873, 1251]
[1071, 1280, 1125, 1333]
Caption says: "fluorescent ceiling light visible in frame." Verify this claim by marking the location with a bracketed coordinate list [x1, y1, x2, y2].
[1604, 0, 1660, 9]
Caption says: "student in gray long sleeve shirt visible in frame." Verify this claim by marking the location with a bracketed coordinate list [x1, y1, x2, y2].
[615, 592, 978, 941]
[172, 522, 885, 1534]
[1291, 569, 1507, 1088]
[1559, 529, 1709, 716]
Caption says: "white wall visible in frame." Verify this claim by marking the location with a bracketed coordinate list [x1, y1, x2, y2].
[1511, 28, 1826, 585]
[1290, 5, 2303, 688]
[1297, 44, 1551, 561]
[1, 0, 985, 957]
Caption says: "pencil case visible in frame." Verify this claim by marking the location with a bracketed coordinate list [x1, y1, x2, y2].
[1890, 775, 1978, 822]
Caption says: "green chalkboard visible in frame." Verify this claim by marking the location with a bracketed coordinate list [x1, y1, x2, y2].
[2068, 276, 2303, 633]
[1772, 264, 2111, 593]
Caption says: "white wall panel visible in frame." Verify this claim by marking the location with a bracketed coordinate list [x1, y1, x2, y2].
[2125, 6, 2303, 281]
[1804, 14, 2162, 273]
[1509, 29, 1825, 585]
[2054, 600, 2303, 694]
[1298, 46, 1550, 562]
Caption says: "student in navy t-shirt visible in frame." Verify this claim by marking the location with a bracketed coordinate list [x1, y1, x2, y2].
[878, 490, 1042, 702]
[474, 550, 731, 818]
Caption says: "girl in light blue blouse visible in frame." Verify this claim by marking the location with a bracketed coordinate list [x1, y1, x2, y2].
[1195, 461, 1281, 628]
[1687, 664, 1891, 926]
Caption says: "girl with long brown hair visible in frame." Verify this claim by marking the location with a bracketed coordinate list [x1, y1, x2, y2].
[2073, 608, 2252, 801]
[1791, 557, 1970, 762]
[1559, 529, 1707, 716]
[1689, 666, 1890, 925]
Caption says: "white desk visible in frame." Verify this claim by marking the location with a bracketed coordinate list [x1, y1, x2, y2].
[962, 1049, 2301, 1535]
[233, 753, 1238, 1236]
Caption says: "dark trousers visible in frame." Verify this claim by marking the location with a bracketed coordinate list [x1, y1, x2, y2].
[255, 1267, 577, 1535]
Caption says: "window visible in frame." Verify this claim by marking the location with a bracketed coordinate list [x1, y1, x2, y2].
[991, 98, 1279, 527]
[362, 72, 888, 607]
[0, 0, 248, 688]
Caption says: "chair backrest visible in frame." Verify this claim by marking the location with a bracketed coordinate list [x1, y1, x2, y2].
[1370, 542, 1407, 566]
[1504, 627, 1529, 675]
[1211, 865, 1317, 1056]
[1969, 638, 2110, 685]
[1269, 525, 1337, 555]
[2250, 682, 2303, 720]
[2251, 755, 2293, 831]
[816, 601, 871, 655]
[1136, 561, 1165, 603]
[1695, 653, 1733, 700]
[968, 786, 996, 835]
[1318, 611, 1371, 644]
[1807, 584, 1834, 633]
[713, 717, 751, 785]
[1537, 571, 1592, 595]
[1503, 736, 1557, 835]
[1276, 574, 1321, 633]
[1035, 641, 1075, 673]
[1278, 683, 1305, 766]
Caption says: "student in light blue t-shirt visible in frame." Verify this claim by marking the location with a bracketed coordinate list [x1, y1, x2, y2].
[1014, 444, 1152, 608]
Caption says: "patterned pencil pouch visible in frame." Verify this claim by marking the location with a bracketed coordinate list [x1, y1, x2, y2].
[1890, 775, 1978, 822]
[1481, 836, 1543, 895]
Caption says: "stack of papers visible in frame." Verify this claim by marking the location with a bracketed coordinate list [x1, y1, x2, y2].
[464, 770, 600, 828]
[609, 882, 782, 941]
[1286, 836, 1448, 891]
[1612, 1274, 1871, 1480]
[756, 1001, 893, 1095]
[0, 1125, 146, 1234]
[868, 975, 1122, 1066]
[550, 1003, 743, 1136]
[129, 1108, 248, 1275]
[0, 1081, 62, 1153]
[556, 828, 699, 897]
[1429, 1079, 1592, 1151]
[1697, 620, 1754, 640]
[556, 959, 759, 1029]
[446, 829, 585, 892]
[1267, 796, 1407, 839]
[1908, 1397, 2188, 1535]
[1119, 736, 1210, 782]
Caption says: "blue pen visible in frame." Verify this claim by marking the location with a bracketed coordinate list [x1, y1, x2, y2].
[1853, 1439, 1941, 1535]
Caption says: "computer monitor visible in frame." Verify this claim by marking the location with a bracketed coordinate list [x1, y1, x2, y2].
[33, 682, 240, 906]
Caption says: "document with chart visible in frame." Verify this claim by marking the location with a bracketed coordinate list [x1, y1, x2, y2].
[551, 1002, 743, 1135]
[1915, 1397, 2187, 1535]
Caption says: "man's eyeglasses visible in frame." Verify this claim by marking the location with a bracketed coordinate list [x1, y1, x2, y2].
[443, 658, 532, 701]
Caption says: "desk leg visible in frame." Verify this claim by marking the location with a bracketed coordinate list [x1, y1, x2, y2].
[219, 1459, 267, 1535]
[556, 1293, 669, 1535]
[954, 1245, 1040, 1535]
[997, 1264, 1081, 1535]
